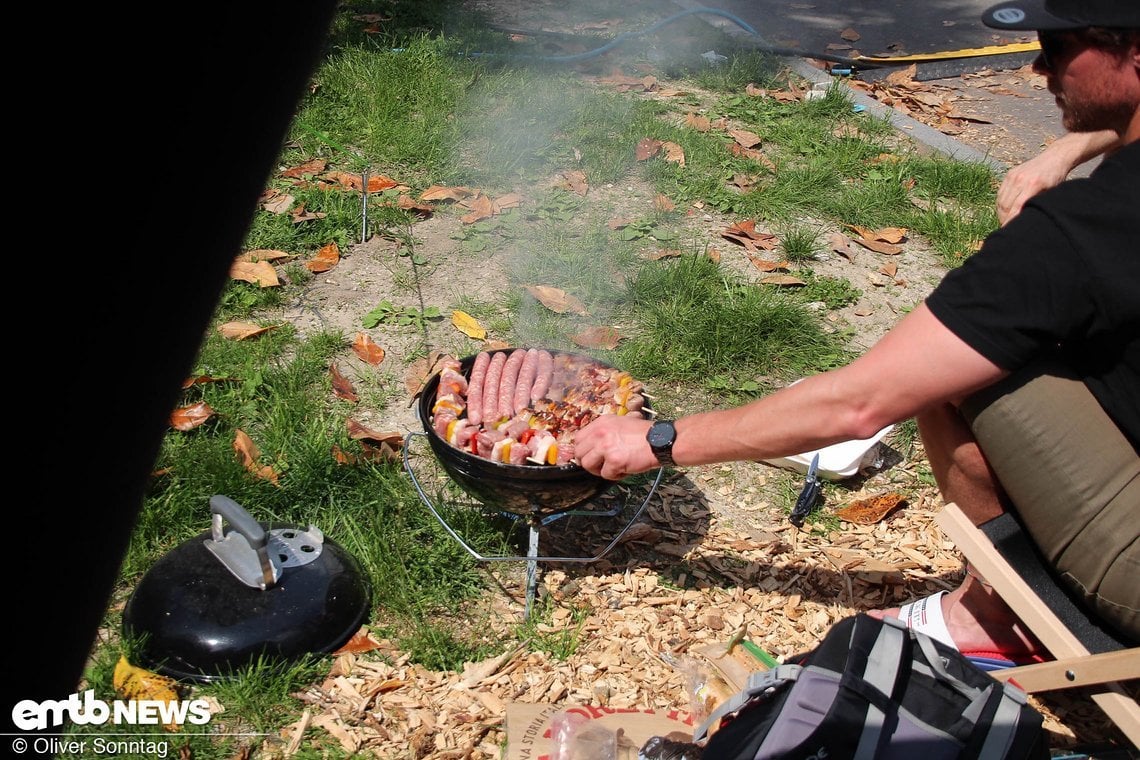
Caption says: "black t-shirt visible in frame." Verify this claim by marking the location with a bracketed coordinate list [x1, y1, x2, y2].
[926, 140, 1139, 450]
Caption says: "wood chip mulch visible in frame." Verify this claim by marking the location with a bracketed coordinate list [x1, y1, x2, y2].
[253, 471, 1133, 757]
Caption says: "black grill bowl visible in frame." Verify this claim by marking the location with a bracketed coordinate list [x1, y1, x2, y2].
[417, 349, 644, 517]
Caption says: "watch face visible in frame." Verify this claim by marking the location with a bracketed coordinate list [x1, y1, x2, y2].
[648, 421, 675, 448]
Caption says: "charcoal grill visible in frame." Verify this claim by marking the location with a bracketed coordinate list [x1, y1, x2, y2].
[403, 348, 663, 617]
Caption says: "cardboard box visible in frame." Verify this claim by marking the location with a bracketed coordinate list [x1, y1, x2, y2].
[505, 702, 696, 760]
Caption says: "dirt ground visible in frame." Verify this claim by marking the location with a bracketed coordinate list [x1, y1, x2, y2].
[253, 3, 1135, 756]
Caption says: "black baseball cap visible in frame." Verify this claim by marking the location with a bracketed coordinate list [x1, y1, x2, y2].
[982, 0, 1140, 30]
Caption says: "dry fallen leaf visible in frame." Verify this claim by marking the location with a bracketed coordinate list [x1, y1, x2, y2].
[280, 158, 327, 179]
[113, 657, 181, 731]
[840, 27, 861, 42]
[829, 232, 856, 261]
[728, 128, 762, 148]
[556, 170, 588, 196]
[452, 310, 487, 340]
[229, 260, 280, 288]
[217, 321, 278, 340]
[654, 194, 676, 213]
[330, 364, 358, 402]
[729, 142, 777, 171]
[238, 248, 290, 263]
[879, 261, 898, 278]
[346, 418, 403, 445]
[233, 429, 280, 485]
[322, 171, 399, 193]
[759, 274, 806, 286]
[572, 326, 622, 350]
[263, 193, 294, 214]
[525, 285, 589, 316]
[333, 627, 385, 655]
[420, 185, 473, 202]
[847, 224, 908, 244]
[233, 430, 259, 464]
[834, 492, 907, 524]
[404, 351, 447, 396]
[748, 257, 791, 273]
[305, 242, 340, 273]
[331, 443, 357, 465]
[352, 333, 386, 365]
[853, 237, 903, 255]
[662, 141, 685, 166]
[685, 112, 711, 131]
[290, 202, 326, 224]
[885, 64, 919, 87]
[635, 137, 663, 161]
[181, 375, 237, 389]
[460, 193, 496, 224]
[649, 248, 683, 260]
[170, 401, 215, 431]
[394, 194, 434, 216]
[722, 220, 779, 251]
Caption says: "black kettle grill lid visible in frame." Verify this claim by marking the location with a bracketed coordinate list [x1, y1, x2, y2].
[122, 495, 371, 683]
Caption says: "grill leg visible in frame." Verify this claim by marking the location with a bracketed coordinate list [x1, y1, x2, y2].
[525, 523, 539, 620]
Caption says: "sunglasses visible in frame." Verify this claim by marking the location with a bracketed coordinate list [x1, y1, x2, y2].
[1037, 31, 1084, 70]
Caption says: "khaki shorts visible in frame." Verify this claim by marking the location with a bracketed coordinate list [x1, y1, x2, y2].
[961, 361, 1139, 643]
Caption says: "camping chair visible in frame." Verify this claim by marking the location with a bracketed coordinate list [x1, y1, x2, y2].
[935, 502, 1140, 747]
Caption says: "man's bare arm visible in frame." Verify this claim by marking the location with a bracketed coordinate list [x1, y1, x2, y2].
[574, 304, 1007, 480]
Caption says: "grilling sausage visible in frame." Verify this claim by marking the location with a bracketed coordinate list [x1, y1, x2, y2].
[531, 350, 554, 402]
[498, 349, 526, 423]
[466, 351, 491, 427]
[481, 350, 507, 426]
[513, 348, 540, 415]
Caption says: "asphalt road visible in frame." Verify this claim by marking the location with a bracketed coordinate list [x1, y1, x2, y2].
[670, 0, 1088, 173]
[690, 0, 1032, 60]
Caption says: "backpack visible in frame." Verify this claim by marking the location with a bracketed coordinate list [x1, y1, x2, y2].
[690, 613, 1048, 760]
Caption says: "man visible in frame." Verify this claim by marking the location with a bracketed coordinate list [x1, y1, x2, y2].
[576, 0, 1139, 661]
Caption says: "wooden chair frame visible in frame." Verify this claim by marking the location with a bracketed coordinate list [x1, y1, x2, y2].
[935, 502, 1140, 747]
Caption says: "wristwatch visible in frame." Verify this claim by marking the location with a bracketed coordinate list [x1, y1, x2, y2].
[646, 420, 677, 466]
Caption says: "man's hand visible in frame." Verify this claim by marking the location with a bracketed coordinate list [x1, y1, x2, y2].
[996, 130, 1118, 225]
[574, 414, 657, 480]
[997, 149, 1075, 224]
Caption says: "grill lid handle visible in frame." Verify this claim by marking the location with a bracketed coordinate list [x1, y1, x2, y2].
[206, 494, 279, 590]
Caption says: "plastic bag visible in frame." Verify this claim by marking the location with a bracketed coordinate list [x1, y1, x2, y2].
[550, 710, 618, 760]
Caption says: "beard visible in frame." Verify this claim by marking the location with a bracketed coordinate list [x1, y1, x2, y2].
[1050, 71, 1136, 134]
[1060, 97, 1134, 133]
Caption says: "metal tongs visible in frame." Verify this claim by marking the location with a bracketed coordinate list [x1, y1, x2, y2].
[789, 452, 822, 528]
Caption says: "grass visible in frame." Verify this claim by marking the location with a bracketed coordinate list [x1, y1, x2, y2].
[76, 1, 1005, 755]
[615, 253, 852, 393]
